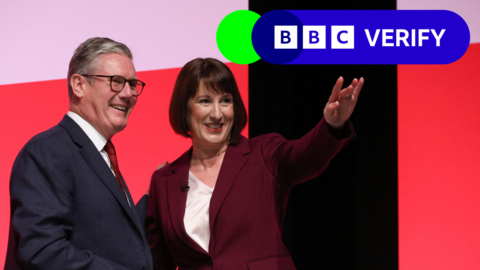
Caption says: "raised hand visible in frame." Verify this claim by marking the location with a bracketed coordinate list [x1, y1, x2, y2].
[323, 76, 364, 129]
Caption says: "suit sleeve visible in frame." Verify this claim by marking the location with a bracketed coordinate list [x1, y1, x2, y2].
[135, 194, 149, 228]
[9, 138, 132, 270]
[145, 172, 176, 270]
[260, 118, 355, 188]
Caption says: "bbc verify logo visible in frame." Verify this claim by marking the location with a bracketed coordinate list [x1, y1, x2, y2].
[254, 10, 468, 64]
[275, 26, 355, 49]
[216, 10, 470, 65]
[275, 26, 446, 50]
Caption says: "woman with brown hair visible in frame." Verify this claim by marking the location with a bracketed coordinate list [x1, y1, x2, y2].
[146, 58, 363, 270]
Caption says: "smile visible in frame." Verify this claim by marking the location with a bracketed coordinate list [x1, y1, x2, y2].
[205, 123, 223, 130]
[110, 105, 127, 111]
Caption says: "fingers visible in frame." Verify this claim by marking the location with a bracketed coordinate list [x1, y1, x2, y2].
[339, 78, 357, 99]
[326, 76, 363, 110]
[339, 77, 364, 101]
[327, 76, 344, 103]
[156, 161, 169, 170]
[324, 100, 339, 117]
[352, 77, 364, 98]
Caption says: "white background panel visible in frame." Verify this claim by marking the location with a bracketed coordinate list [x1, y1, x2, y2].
[397, 0, 480, 44]
[0, 0, 247, 86]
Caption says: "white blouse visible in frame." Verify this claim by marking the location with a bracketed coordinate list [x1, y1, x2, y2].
[184, 171, 215, 252]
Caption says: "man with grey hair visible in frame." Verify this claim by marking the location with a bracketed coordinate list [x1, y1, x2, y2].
[5, 37, 153, 270]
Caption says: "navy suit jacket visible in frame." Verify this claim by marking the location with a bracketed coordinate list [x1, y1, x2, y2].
[146, 118, 355, 270]
[5, 115, 153, 270]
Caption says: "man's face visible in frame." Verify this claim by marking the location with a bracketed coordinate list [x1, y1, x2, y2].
[79, 53, 137, 139]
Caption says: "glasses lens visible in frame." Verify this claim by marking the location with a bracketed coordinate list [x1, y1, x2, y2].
[111, 76, 126, 91]
[127, 80, 140, 96]
[110, 76, 143, 96]
[130, 80, 144, 96]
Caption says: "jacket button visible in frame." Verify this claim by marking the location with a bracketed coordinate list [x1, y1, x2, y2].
[207, 260, 213, 266]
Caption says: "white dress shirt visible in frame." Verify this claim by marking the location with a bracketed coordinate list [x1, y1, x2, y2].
[184, 171, 214, 252]
[67, 111, 131, 206]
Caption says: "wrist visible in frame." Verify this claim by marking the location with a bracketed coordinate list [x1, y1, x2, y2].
[327, 121, 345, 130]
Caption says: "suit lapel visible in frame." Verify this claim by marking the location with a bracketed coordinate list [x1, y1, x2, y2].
[166, 150, 208, 254]
[58, 115, 138, 228]
[121, 174, 146, 236]
[79, 144, 136, 218]
[209, 136, 250, 233]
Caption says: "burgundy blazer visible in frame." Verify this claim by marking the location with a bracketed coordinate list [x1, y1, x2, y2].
[146, 118, 355, 270]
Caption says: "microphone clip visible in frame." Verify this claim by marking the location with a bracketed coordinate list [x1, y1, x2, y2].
[182, 182, 190, 191]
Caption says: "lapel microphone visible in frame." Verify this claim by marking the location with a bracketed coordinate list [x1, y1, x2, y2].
[181, 182, 190, 191]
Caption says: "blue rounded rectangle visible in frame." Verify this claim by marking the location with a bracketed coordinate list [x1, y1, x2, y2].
[253, 10, 470, 65]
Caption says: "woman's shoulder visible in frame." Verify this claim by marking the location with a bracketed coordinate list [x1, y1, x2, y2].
[235, 133, 288, 153]
[151, 162, 173, 179]
[151, 148, 191, 180]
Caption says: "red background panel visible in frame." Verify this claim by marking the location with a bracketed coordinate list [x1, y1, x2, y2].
[0, 63, 248, 266]
[398, 43, 480, 270]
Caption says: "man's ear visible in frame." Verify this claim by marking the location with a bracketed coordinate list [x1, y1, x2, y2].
[70, 74, 86, 99]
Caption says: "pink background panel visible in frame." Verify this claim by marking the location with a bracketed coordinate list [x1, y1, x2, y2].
[398, 43, 480, 270]
[0, 0, 247, 86]
[0, 64, 249, 267]
[398, 0, 480, 269]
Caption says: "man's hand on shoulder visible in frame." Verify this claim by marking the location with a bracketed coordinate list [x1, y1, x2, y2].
[146, 161, 168, 195]
[156, 161, 169, 171]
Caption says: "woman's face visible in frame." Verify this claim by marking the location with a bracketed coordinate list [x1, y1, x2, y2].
[188, 82, 234, 148]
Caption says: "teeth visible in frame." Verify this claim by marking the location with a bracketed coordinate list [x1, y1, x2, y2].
[205, 123, 222, 129]
[111, 105, 126, 111]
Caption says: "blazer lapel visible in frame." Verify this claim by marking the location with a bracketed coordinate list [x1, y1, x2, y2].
[58, 115, 137, 227]
[209, 136, 250, 233]
[166, 150, 208, 255]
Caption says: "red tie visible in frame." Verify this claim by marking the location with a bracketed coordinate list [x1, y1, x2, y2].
[104, 140, 127, 196]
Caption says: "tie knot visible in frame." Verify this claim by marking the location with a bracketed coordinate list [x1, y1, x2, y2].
[104, 141, 116, 156]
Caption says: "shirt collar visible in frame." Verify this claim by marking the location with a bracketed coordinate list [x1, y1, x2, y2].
[67, 111, 107, 152]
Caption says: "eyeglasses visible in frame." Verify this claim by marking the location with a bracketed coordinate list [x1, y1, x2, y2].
[81, 75, 146, 96]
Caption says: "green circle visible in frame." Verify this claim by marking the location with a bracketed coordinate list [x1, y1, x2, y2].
[216, 10, 261, 65]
